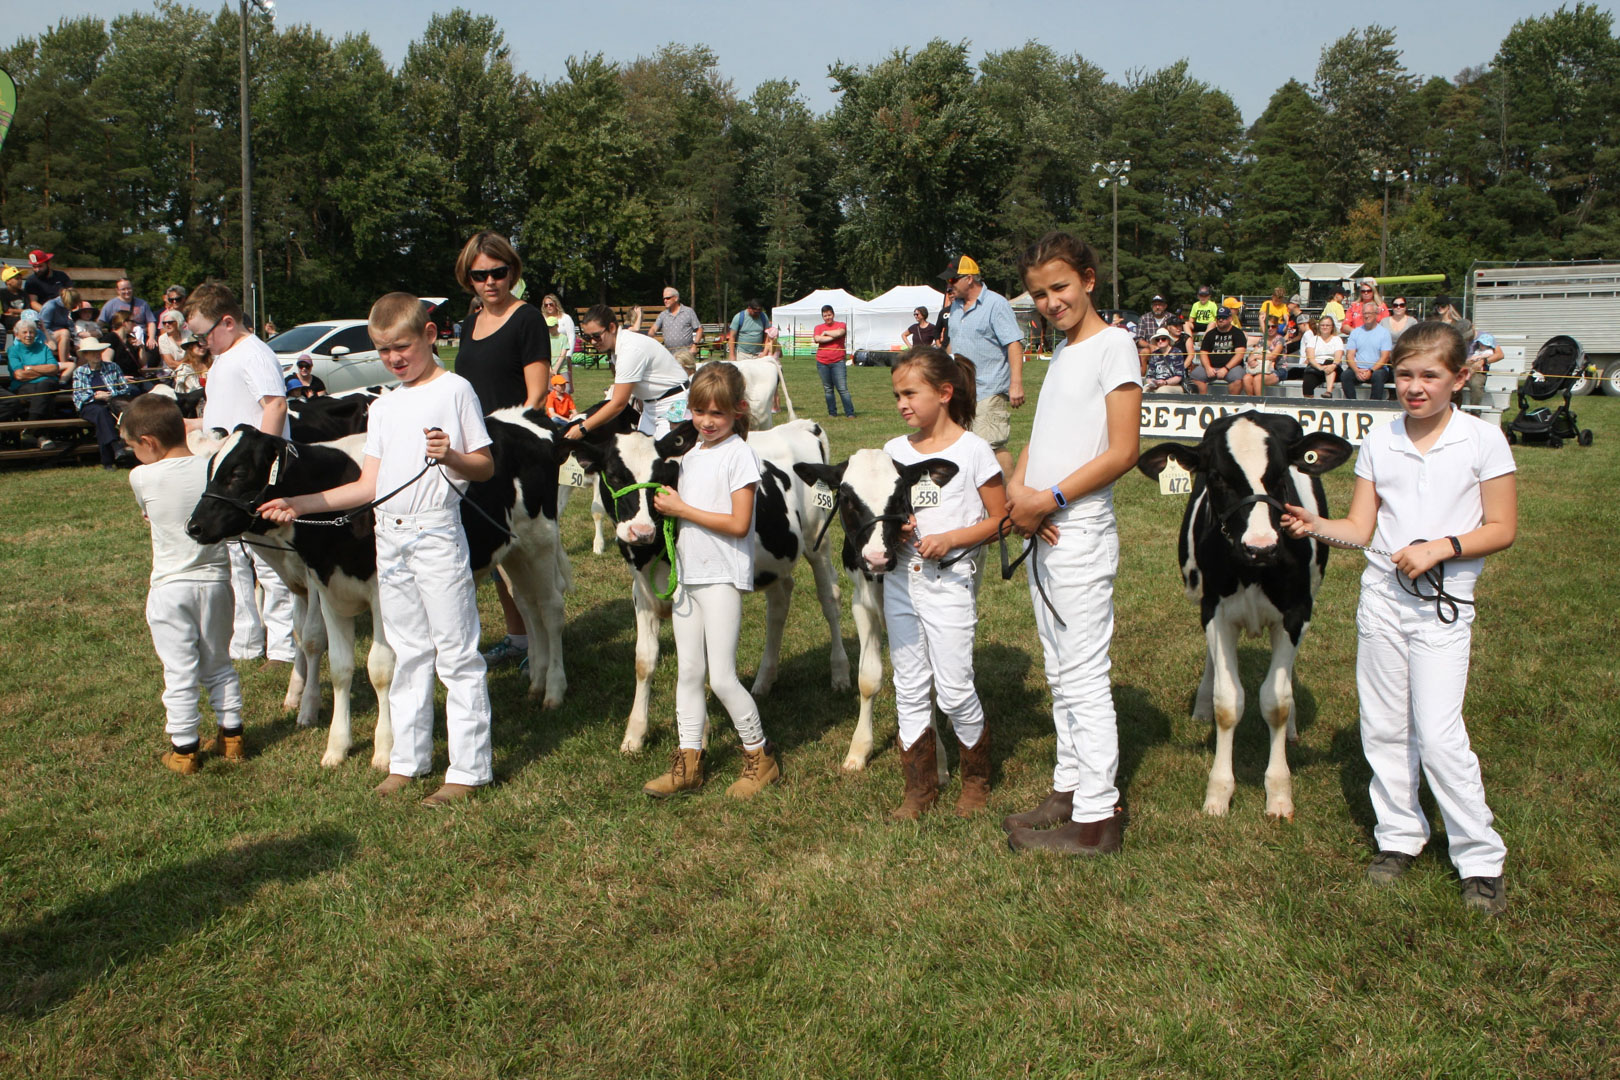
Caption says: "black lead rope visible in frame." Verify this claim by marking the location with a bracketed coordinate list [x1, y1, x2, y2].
[1220, 492, 1473, 624]
[998, 515, 1066, 629]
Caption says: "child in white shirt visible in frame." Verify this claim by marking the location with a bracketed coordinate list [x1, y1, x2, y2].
[643, 362, 780, 799]
[122, 394, 244, 774]
[882, 347, 1007, 819]
[260, 293, 496, 808]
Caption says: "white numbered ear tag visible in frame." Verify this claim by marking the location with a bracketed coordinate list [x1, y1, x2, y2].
[1159, 461, 1192, 496]
[911, 476, 942, 509]
[560, 460, 589, 488]
[813, 482, 836, 511]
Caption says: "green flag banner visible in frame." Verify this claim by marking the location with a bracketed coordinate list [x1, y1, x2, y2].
[0, 68, 15, 155]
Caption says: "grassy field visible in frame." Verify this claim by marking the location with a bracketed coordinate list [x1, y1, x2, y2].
[1, 360, 1616, 1078]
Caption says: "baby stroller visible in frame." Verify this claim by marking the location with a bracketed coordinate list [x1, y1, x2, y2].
[1504, 335, 1594, 448]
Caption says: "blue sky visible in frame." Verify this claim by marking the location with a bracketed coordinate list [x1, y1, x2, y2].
[11, 1, 1600, 124]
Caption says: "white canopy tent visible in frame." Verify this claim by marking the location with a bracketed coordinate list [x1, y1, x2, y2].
[772, 288, 866, 353]
[852, 285, 947, 351]
[1288, 262, 1365, 304]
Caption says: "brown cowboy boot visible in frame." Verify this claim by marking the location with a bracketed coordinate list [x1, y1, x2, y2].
[889, 729, 940, 821]
[643, 748, 705, 798]
[1000, 788, 1074, 833]
[954, 730, 991, 817]
[1006, 807, 1124, 856]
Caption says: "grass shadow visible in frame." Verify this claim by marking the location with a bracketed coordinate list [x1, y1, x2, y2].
[1115, 683, 1174, 808]
[1331, 721, 1377, 834]
[0, 827, 357, 1019]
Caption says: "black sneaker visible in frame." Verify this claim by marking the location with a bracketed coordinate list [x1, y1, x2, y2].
[1460, 875, 1507, 916]
[1365, 850, 1417, 886]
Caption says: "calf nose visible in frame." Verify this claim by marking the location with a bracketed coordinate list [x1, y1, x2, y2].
[862, 546, 890, 572]
[186, 519, 203, 539]
[623, 521, 655, 543]
[1242, 541, 1278, 563]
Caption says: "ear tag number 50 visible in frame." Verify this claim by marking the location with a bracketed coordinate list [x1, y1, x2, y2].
[560, 460, 589, 488]
[911, 476, 942, 509]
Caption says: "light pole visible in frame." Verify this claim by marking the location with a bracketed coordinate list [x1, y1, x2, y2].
[240, 0, 275, 328]
[1094, 159, 1130, 311]
[1370, 167, 1409, 277]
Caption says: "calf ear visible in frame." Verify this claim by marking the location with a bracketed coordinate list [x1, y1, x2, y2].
[793, 461, 845, 489]
[1137, 441, 1200, 480]
[567, 439, 607, 475]
[654, 421, 699, 459]
[1289, 432, 1354, 475]
[908, 457, 961, 488]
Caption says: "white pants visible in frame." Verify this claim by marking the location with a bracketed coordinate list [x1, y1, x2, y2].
[227, 543, 296, 661]
[1356, 580, 1505, 878]
[1028, 512, 1121, 823]
[147, 579, 243, 744]
[375, 511, 493, 787]
[639, 390, 690, 439]
[884, 557, 985, 751]
[673, 582, 764, 751]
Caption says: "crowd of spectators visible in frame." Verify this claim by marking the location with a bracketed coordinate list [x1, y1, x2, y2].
[3, 250, 200, 460]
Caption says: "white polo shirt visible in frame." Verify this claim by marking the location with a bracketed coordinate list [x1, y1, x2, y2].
[1354, 407, 1516, 599]
[612, 329, 688, 407]
[202, 333, 291, 437]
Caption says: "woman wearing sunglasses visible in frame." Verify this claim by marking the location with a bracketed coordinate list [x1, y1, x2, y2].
[1342, 277, 1388, 331]
[1382, 297, 1416, 341]
[452, 230, 554, 670]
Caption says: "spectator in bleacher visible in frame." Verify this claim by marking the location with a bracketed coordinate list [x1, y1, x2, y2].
[1188, 285, 1218, 339]
[22, 250, 72, 311]
[1321, 284, 1348, 327]
[6, 318, 65, 450]
[653, 287, 703, 372]
[106, 311, 147, 385]
[1142, 329, 1186, 392]
[1190, 305, 1246, 393]
[71, 340, 136, 468]
[1429, 296, 1474, 345]
[99, 278, 158, 345]
[1342, 278, 1388, 331]
[900, 306, 939, 347]
[2, 266, 27, 314]
[37, 287, 80, 375]
[1342, 301, 1394, 399]
[1134, 294, 1172, 356]
[156, 311, 188, 370]
[1301, 314, 1343, 398]
[161, 285, 187, 318]
[1466, 331, 1503, 408]
[1266, 295, 1305, 375]
[540, 294, 576, 392]
[1382, 296, 1416, 341]
[1259, 287, 1289, 339]
[728, 298, 769, 360]
[284, 357, 327, 399]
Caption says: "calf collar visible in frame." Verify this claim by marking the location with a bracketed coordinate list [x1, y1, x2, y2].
[200, 441, 301, 521]
[604, 480, 678, 600]
[812, 486, 910, 556]
[1216, 492, 1288, 542]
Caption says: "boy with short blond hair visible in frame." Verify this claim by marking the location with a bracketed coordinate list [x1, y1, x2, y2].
[259, 292, 496, 807]
[122, 394, 246, 773]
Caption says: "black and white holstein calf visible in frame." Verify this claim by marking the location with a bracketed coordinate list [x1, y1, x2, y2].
[1136, 411, 1353, 820]
[793, 449, 959, 780]
[187, 407, 574, 768]
[567, 418, 850, 754]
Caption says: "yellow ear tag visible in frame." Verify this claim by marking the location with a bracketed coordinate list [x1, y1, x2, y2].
[911, 476, 942, 509]
[559, 459, 588, 488]
[813, 482, 836, 511]
[1159, 461, 1192, 496]
[1303, 449, 1320, 465]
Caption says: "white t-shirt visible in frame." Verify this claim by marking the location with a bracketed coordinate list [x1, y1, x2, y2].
[675, 434, 761, 590]
[202, 333, 291, 437]
[130, 454, 230, 588]
[1354, 408, 1516, 601]
[1023, 325, 1142, 521]
[363, 370, 493, 517]
[613, 329, 688, 406]
[1308, 333, 1344, 366]
[884, 430, 1000, 560]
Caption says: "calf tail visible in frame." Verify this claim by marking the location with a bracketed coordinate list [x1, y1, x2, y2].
[774, 358, 797, 422]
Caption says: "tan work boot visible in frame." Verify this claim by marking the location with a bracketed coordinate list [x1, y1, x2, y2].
[726, 744, 781, 799]
[201, 726, 247, 761]
[889, 729, 940, 821]
[421, 782, 482, 808]
[374, 773, 417, 796]
[162, 747, 201, 775]
[643, 748, 705, 798]
[954, 730, 991, 817]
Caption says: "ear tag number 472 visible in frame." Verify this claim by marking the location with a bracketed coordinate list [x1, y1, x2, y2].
[1159, 461, 1192, 496]
[911, 476, 942, 509]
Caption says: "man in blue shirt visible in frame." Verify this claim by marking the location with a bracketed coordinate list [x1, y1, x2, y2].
[939, 254, 1024, 474]
[98, 278, 159, 346]
[1342, 302, 1394, 400]
[728, 299, 769, 359]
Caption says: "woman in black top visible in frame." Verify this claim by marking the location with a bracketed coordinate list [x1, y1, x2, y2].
[453, 231, 552, 669]
[453, 231, 551, 414]
[900, 306, 939, 348]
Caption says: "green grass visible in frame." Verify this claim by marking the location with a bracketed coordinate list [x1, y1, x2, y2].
[1, 362, 1617, 1078]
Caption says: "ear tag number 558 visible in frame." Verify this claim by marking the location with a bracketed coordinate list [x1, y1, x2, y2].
[911, 476, 942, 509]
[1159, 461, 1192, 496]
[813, 483, 836, 511]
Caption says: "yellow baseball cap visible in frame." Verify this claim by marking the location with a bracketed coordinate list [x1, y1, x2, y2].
[1221, 296, 1243, 309]
[939, 255, 980, 281]
[1, 266, 23, 283]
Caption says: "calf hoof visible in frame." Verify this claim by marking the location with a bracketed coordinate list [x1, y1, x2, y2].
[620, 736, 647, 754]
[283, 693, 302, 712]
[320, 747, 348, 769]
[369, 750, 391, 772]
[830, 672, 852, 693]
[750, 673, 776, 697]
[840, 752, 870, 773]
[1202, 791, 1234, 816]
[296, 706, 321, 728]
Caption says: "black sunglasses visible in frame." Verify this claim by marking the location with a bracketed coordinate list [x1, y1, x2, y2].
[468, 266, 511, 284]
[580, 329, 608, 343]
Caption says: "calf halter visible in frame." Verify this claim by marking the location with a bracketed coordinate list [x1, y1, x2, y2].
[810, 486, 910, 556]
[605, 480, 679, 601]
[1217, 491, 1474, 624]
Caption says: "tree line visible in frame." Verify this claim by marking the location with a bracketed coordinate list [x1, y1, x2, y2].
[2, 3, 1617, 327]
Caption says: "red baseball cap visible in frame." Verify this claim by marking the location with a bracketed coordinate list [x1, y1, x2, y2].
[28, 249, 53, 267]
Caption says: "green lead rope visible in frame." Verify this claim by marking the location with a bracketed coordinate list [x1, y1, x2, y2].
[605, 480, 680, 601]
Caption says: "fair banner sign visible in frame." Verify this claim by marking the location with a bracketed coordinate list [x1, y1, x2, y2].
[1140, 395, 1405, 446]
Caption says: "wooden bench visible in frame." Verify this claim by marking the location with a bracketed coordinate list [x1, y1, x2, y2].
[54, 266, 130, 305]
[0, 415, 97, 465]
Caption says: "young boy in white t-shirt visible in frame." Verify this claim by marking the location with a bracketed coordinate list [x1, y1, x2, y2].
[259, 293, 496, 807]
[122, 394, 245, 774]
